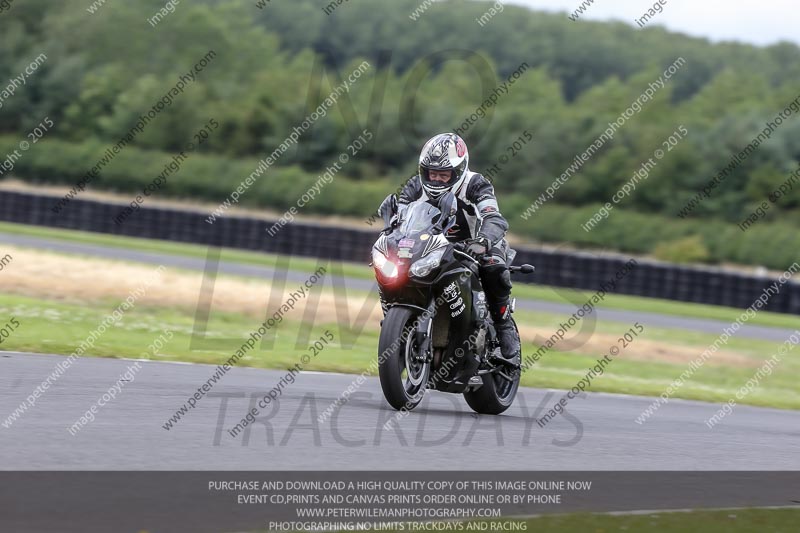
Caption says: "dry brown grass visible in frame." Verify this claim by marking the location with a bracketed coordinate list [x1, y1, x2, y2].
[516, 324, 757, 368]
[0, 246, 384, 326]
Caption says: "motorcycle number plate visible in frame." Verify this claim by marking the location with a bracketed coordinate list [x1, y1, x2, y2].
[399, 239, 415, 248]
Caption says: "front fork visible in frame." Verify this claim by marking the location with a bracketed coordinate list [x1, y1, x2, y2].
[414, 301, 434, 364]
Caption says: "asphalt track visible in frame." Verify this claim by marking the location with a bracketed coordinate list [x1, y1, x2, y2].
[1, 231, 796, 342]
[1, 352, 798, 470]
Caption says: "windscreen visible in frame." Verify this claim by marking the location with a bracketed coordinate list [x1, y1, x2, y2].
[398, 200, 441, 235]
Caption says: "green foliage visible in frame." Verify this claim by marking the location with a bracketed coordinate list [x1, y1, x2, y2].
[0, 0, 799, 269]
[0, 135, 393, 218]
[513, 202, 800, 270]
[653, 236, 710, 264]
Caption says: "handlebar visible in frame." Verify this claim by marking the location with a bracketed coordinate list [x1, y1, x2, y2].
[453, 242, 535, 274]
[509, 264, 535, 275]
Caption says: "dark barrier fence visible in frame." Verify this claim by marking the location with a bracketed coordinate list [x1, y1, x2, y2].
[1, 190, 798, 315]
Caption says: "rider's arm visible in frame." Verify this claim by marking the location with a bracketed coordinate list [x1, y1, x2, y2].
[467, 174, 508, 247]
[398, 175, 423, 207]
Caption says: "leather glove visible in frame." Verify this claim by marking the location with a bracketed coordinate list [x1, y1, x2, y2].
[464, 237, 489, 260]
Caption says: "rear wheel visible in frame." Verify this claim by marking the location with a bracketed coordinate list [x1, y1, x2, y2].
[378, 307, 430, 411]
[463, 319, 521, 415]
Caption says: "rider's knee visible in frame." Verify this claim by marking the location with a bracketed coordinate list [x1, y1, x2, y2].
[479, 261, 512, 293]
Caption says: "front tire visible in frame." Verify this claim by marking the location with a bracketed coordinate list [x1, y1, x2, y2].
[378, 307, 430, 411]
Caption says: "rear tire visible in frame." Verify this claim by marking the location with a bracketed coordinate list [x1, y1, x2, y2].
[378, 307, 430, 411]
[463, 319, 521, 415]
[463, 370, 519, 415]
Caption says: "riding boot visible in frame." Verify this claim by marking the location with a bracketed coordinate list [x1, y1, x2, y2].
[489, 297, 521, 366]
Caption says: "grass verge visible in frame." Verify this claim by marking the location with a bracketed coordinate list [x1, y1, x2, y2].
[460, 508, 800, 533]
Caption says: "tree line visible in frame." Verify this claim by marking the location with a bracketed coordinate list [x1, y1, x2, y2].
[1, 0, 799, 268]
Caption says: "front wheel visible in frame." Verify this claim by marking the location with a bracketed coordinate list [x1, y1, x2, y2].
[378, 307, 430, 411]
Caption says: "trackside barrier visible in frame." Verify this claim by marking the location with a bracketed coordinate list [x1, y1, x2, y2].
[0, 190, 796, 314]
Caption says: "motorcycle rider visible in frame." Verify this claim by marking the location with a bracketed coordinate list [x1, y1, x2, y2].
[394, 132, 520, 366]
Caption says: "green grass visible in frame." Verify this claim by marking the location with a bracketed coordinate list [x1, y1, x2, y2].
[246, 509, 800, 533]
[2, 290, 797, 410]
[0, 292, 378, 373]
[513, 306, 799, 409]
[449, 509, 800, 533]
[1, 220, 797, 330]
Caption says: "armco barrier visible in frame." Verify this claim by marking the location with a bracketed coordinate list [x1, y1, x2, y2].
[0, 190, 797, 314]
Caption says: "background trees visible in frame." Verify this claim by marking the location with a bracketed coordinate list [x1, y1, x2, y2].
[1, 0, 798, 268]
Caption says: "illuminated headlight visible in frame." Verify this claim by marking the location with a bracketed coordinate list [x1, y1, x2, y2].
[410, 249, 445, 278]
[372, 249, 398, 278]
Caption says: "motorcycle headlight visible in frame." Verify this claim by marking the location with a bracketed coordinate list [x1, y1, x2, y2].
[410, 249, 445, 278]
[372, 249, 398, 278]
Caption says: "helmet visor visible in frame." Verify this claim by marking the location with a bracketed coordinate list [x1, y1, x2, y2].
[420, 165, 456, 189]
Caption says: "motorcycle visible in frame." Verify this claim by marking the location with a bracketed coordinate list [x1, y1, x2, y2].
[371, 192, 535, 414]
